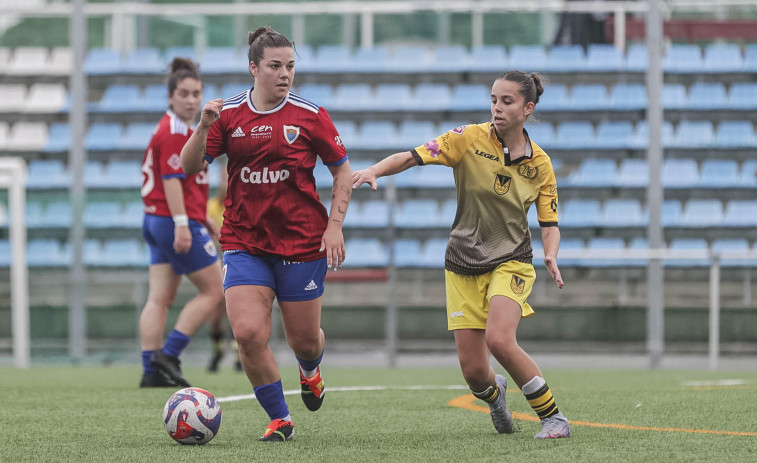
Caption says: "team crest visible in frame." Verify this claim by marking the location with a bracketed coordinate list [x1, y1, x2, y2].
[494, 174, 511, 195]
[517, 164, 538, 180]
[283, 125, 300, 144]
[510, 275, 526, 295]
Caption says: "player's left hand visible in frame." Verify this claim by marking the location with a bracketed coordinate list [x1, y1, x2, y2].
[320, 224, 345, 271]
[544, 255, 564, 288]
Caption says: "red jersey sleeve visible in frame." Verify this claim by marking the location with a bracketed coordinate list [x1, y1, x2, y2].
[205, 116, 227, 163]
[157, 132, 190, 179]
[311, 107, 347, 166]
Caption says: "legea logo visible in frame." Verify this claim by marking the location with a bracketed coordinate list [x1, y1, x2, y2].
[240, 167, 290, 184]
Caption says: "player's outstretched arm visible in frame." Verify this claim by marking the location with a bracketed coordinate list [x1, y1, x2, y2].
[181, 98, 223, 175]
[541, 226, 564, 289]
[352, 151, 418, 191]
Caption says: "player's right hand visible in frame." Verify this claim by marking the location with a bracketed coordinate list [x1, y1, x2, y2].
[352, 167, 379, 191]
[173, 225, 192, 254]
[199, 99, 223, 129]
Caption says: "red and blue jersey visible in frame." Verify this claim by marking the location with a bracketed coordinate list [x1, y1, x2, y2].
[141, 111, 210, 221]
[204, 88, 347, 261]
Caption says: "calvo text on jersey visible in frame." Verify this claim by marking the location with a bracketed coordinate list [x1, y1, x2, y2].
[240, 167, 291, 184]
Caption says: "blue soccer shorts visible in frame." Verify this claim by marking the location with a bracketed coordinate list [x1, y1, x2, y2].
[222, 251, 327, 302]
[142, 214, 219, 275]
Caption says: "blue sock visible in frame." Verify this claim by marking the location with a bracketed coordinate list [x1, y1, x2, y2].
[142, 350, 157, 375]
[163, 329, 191, 357]
[254, 380, 290, 421]
[296, 349, 324, 373]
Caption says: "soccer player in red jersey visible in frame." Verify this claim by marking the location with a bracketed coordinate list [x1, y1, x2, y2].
[139, 58, 225, 388]
[181, 27, 352, 442]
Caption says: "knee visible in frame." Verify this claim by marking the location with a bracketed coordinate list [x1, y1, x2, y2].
[460, 361, 490, 386]
[485, 332, 518, 358]
[288, 333, 321, 358]
[232, 324, 270, 352]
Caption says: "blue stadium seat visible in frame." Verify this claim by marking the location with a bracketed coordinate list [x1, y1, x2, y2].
[525, 122, 554, 146]
[202, 83, 221, 101]
[392, 239, 422, 267]
[293, 44, 315, 72]
[28, 239, 68, 267]
[526, 205, 539, 228]
[374, 84, 412, 111]
[666, 238, 708, 267]
[555, 121, 595, 149]
[439, 199, 457, 227]
[392, 168, 421, 188]
[82, 239, 104, 266]
[617, 159, 648, 187]
[537, 84, 568, 111]
[419, 238, 448, 268]
[450, 84, 490, 111]
[343, 238, 387, 267]
[103, 160, 142, 189]
[609, 84, 646, 110]
[331, 84, 373, 111]
[429, 45, 470, 72]
[632, 121, 675, 149]
[23, 202, 44, 229]
[715, 120, 755, 148]
[723, 200, 757, 227]
[727, 83, 757, 109]
[547, 45, 586, 72]
[43, 203, 71, 228]
[141, 85, 168, 111]
[601, 199, 644, 228]
[672, 121, 714, 148]
[395, 199, 440, 228]
[740, 160, 757, 187]
[415, 165, 455, 189]
[509, 45, 547, 71]
[388, 46, 431, 72]
[584, 238, 626, 267]
[84, 48, 121, 75]
[99, 85, 140, 112]
[313, 45, 352, 72]
[200, 47, 239, 74]
[123, 48, 163, 74]
[569, 84, 608, 110]
[712, 239, 750, 267]
[703, 44, 743, 72]
[102, 239, 147, 267]
[42, 123, 71, 152]
[595, 121, 633, 149]
[120, 123, 155, 151]
[163, 47, 196, 63]
[661, 200, 682, 227]
[26, 160, 69, 189]
[85, 123, 123, 151]
[557, 238, 585, 267]
[681, 199, 723, 227]
[220, 82, 250, 99]
[662, 83, 687, 109]
[560, 199, 601, 227]
[84, 161, 107, 188]
[333, 120, 358, 148]
[568, 158, 617, 187]
[412, 83, 451, 111]
[470, 45, 507, 72]
[313, 162, 332, 189]
[357, 200, 389, 228]
[662, 158, 699, 187]
[122, 202, 144, 228]
[352, 46, 390, 73]
[625, 44, 648, 71]
[744, 44, 757, 72]
[295, 84, 332, 107]
[84, 202, 123, 228]
[687, 82, 727, 110]
[697, 159, 739, 188]
[663, 44, 703, 73]
[398, 121, 437, 148]
[357, 121, 398, 150]
[586, 44, 624, 72]
[628, 238, 650, 267]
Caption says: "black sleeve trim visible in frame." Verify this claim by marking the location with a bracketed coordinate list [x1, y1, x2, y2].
[539, 221, 559, 227]
[410, 149, 425, 166]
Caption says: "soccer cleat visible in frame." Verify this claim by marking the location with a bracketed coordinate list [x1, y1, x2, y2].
[534, 412, 571, 439]
[259, 418, 294, 442]
[139, 373, 178, 388]
[150, 349, 191, 387]
[489, 374, 514, 434]
[299, 366, 325, 411]
[207, 350, 224, 373]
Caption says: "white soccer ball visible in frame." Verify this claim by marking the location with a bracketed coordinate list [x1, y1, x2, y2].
[162, 387, 222, 445]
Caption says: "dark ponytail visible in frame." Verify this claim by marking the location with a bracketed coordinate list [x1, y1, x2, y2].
[496, 70, 546, 105]
[167, 57, 201, 96]
[247, 26, 294, 65]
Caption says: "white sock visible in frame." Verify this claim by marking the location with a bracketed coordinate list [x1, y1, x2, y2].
[521, 375, 546, 395]
[300, 366, 318, 379]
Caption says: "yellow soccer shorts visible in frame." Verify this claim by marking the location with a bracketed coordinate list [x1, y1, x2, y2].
[445, 260, 536, 330]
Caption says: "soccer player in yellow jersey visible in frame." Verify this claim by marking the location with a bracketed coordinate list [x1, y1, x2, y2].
[352, 71, 570, 439]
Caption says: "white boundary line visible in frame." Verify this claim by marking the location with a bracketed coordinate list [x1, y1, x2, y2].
[218, 385, 469, 403]
[681, 379, 747, 387]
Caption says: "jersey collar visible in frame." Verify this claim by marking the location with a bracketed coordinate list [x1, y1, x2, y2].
[491, 125, 533, 166]
[247, 87, 289, 114]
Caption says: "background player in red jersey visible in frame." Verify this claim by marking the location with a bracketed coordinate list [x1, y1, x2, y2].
[181, 27, 352, 442]
[139, 58, 225, 388]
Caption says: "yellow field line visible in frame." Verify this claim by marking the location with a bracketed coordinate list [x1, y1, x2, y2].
[448, 394, 757, 437]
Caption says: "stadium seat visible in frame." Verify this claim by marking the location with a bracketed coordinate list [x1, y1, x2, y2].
[450, 84, 490, 111]
[525, 122, 554, 147]
[625, 44, 648, 71]
[584, 238, 626, 267]
[102, 240, 147, 267]
[586, 44, 624, 72]
[412, 83, 451, 111]
[663, 44, 703, 73]
[103, 160, 142, 189]
[526, 204, 539, 228]
[295, 84, 333, 107]
[98, 85, 141, 112]
[661, 200, 682, 227]
[557, 238, 584, 267]
[687, 82, 727, 110]
[419, 238, 448, 268]
[537, 84, 568, 111]
[727, 83, 757, 109]
[357, 200, 389, 228]
[123, 48, 163, 74]
[392, 239, 422, 267]
[331, 84, 373, 111]
[662, 158, 699, 187]
[569, 84, 609, 110]
[202, 83, 221, 101]
[343, 238, 387, 267]
[560, 199, 601, 227]
[84, 161, 107, 188]
[24, 202, 44, 229]
[84, 202, 124, 228]
[48, 47, 72, 75]
[397, 120, 437, 148]
[24, 83, 66, 113]
[0, 84, 27, 112]
[122, 202, 144, 228]
[697, 159, 739, 188]
[509, 45, 548, 71]
[547, 45, 586, 72]
[672, 121, 714, 148]
[711, 239, 750, 267]
[7, 122, 47, 151]
[43, 203, 71, 228]
[7, 47, 48, 75]
[609, 84, 646, 110]
[26, 160, 69, 189]
[723, 200, 757, 227]
[314, 45, 352, 72]
[388, 45, 431, 72]
[740, 160, 757, 187]
[82, 239, 104, 266]
[681, 199, 724, 227]
[333, 120, 358, 148]
[568, 158, 617, 187]
[555, 121, 595, 149]
[470, 45, 508, 72]
[601, 199, 645, 228]
[632, 120, 675, 148]
[220, 82, 251, 99]
[27, 239, 68, 267]
[703, 43, 743, 72]
[415, 164, 455, 189]
[85, 123, 123, 151]
[42, 123, 71, 152]
[627, 238, 650, 267]
[395, 199, 440, 228]
[666, 238, 709, 267]
[84, 48, 122, 75]
[200, 47, 239, 74]
[120, 123, 155, 151]
[357, 121, 398, 150]
[438, 199, 457, 227]
[744, 44, 757, 72]
[429, 45, 470, 72]
[141, 85, 169, 111]
[313, 162, 332, 189]
[352, 46, 391, 73]
[374, 84, 413, 111]
[163, 47, 196, 63]
[715, 120, 756, 148]
[595, 121, 633, 149]
[662, 83, 688, 109]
